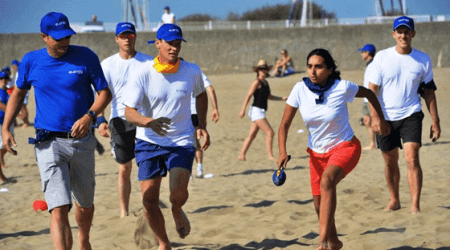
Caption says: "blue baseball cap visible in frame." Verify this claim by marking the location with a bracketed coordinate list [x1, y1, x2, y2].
[116, 22, 136, 35]
[0, 71, 9, 79]
[40, 12, 76, 40]
[11, 59, 19, 66]
[358, 44, 376, 54]
[2, 67, 10, 74]
[393, 16, 414, 31]
[164, 6, 170, 10]
[148, 24, 186, 44]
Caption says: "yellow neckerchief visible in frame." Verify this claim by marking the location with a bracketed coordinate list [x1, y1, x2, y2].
[153, 56, 180, 73]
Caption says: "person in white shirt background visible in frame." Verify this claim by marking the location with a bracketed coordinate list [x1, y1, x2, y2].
[161, 5, 175, 24]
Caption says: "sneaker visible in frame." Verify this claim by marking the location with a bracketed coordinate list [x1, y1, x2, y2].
[196, 172, 204, 178]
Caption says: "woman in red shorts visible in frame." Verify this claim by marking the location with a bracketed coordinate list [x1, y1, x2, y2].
[277, 49, 390, 250]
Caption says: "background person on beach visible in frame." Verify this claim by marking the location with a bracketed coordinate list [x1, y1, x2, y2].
[0, 71, 14, 183]
[162, 5, 175, 24]
[99, 22, 153, 218]
[124, 23, 210, 250]
[7, 60, 30, 128]
[277, 48, 389, 250]
[1, 12, 112, 249]
[271, 49, 295, 77]
[368, 16, 441, 214]
[358, 43, 377, 150]
[190, 72, 219, 178]
[238, 59, 287, 161]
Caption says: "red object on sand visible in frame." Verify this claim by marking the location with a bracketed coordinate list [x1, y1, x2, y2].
[33, 200, 48, 212]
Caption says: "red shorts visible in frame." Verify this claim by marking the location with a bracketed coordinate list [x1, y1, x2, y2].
[307, 136, 361, 196]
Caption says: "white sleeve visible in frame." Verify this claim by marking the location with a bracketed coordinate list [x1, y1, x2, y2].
[100, 59, 111, 86]
[423, 55, 434, 84]
[123, 68, 146, 109]
[367, 54, 382, 86]
[202, 72, 212, 88]
[344, 81, 360, 103]
[286, 83, 301, 108]
[193, 67, 205, 97]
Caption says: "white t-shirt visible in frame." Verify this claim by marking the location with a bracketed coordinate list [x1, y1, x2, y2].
[162, 12, 175, 24]
[191, 73, 211, 115]
[6, 72, 18, 89]
[123, 59, 205, 147]
[101, 52, 153, 120]
[368, 46, 433, 121]
[363, 60, 375, 103]
[286, 79, 359, 153]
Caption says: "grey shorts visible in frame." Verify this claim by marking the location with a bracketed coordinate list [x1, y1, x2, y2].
[35, 133, 96, 212]
[109, 117, 136, 164]
[362, 102, 371, 116]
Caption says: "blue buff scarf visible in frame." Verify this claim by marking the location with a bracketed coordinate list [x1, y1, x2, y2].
[303, 77, 337, 104]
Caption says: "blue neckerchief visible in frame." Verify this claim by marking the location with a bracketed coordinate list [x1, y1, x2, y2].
[303, 77, 336, 104]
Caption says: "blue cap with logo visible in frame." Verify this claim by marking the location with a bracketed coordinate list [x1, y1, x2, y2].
[11, 59, 19, 66]
[358, 44, 376, 54]
[116, 22, 136, 35]
[0, 71, 9, 79]
[40, 12, 76, 40]
[148, 24, 186, 44]
[393, 16, 414, 31]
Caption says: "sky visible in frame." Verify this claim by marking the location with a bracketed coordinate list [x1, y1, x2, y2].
[1, 0, 449, 34]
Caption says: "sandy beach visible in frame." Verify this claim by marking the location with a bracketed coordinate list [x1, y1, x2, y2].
[1, 68, 449, 250]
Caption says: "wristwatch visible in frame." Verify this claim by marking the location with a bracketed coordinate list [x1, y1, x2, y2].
[87, 110, 96, 123]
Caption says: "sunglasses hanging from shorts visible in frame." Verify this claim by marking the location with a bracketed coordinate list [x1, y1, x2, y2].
[118, 33, 136, 39]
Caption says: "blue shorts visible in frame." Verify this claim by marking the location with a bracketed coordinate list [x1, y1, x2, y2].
[135, 139, 195, 181]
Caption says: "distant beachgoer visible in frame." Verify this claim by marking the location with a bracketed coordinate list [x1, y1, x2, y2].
[8, 60, 30, 128]
[162, 6, 175, 24]
[368, 16, 440, 214]
[100, 22, 153, 218]
[238, 59, 287, 161]
[1, 12, 112, 249]
[191, 72, 219, 178]
[358, 43, 377, 150]
[277, 48, 389, 250]
[0, 71, 14, 182]
[272, 49, 295, 77]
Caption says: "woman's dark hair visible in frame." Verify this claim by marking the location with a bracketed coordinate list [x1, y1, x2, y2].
[306, 48, 341, 80]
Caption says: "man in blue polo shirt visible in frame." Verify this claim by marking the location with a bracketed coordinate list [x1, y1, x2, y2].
[2, 12, 112, 249]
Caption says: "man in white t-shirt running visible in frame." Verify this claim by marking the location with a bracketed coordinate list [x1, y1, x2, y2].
[161, 5, 175, 24]
[358, 43, 377, 150]
[368, 16, 440, 214]
[124, 23, 210, 250]
[99, 22, 153, 218]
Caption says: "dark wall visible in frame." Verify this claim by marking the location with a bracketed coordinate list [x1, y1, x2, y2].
[1, 21, 449, 75]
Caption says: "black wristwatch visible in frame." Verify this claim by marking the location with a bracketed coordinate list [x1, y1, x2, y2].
[87, 110, 96, 123]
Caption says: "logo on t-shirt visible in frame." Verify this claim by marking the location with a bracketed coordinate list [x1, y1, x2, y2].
[69, 70, 83, 74]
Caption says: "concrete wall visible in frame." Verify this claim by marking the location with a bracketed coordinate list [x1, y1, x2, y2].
[1, 21, 450, 75]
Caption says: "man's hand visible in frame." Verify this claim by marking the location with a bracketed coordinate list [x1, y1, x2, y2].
[147, 117, 171, 136]
[430, 121, 441, 142]
[71, 114, 94, 138]
[211, 110, 219, 123]
[2, 130, 17, 155]
[371, 115, 391, 136]
[98, 123, 110, 138]
[196, 128, 210, 151]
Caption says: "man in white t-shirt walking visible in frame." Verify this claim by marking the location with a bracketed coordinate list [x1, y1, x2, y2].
[358, 44, 377, 150]
[124, 23, 210, 249]
[161, 5, 175, 24]
[99, 22, 153, 218]
[368, 16, 440, 214]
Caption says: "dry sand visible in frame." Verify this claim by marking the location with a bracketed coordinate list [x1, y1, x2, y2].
[0, 68, 449, 250]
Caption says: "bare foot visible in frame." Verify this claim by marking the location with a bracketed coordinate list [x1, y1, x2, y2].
[362, 145, 376, 150]
[238, 155, 246, 161]
[317, 240, 343, 250]
[411, 206, 420, 214]
[22, 123, 29, 129]
[268, 156, 275, 161]
[158, 244, 172, 250]
[172, 209, 190, 239]
[384, 201, 401, 211]
[120, 211, 129, 218]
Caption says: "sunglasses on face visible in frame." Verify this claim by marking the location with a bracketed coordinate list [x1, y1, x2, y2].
[52, 35, 72, 42]
[118, 33, 136, 39]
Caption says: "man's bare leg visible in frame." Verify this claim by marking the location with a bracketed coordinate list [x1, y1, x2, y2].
[362, 115, 376, 150]
[382, 149, 401, 211]
[50, 205, 73, 250]
[118, 161, 132, 217]
[75, 203, 94, 250]
[169, 167, 191, 239]
[141, 177, 171, 250]
[403, 142, 422, 214]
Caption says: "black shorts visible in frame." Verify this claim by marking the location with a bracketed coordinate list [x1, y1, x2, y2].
[191, 114, 199, 127]
[376, 111, 424, 152]
[109, 117, 137, 164]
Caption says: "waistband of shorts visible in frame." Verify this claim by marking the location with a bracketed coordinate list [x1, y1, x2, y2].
[36, 129, 75, 139]
[307, 136, 359, 155]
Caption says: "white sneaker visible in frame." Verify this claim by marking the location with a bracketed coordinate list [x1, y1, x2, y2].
[196, 172, 204, 178]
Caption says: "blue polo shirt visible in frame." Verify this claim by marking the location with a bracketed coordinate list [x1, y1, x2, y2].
[16, 45, 108, 132]
[0, 87, 9, 124]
